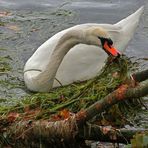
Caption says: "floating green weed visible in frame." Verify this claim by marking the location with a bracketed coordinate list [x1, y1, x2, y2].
[0, 56, 145, 125]
[0, 54, 12, 74]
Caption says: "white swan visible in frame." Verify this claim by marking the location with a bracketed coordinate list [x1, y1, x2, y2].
[24, 6, 144, 92]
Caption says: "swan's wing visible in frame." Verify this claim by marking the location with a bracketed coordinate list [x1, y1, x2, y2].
[115, 6, 144, 27]
[98, 7, 144, 53]
[113, 6, 144, 52]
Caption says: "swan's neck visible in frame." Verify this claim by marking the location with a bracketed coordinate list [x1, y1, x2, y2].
[39, 30, 83, 91]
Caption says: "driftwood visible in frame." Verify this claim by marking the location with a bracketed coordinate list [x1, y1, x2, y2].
[1, 69, 148, 148]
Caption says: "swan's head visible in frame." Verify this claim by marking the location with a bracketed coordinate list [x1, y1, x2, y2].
[85, 27, 120, 57]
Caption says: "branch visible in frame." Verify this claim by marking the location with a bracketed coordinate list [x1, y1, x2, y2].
[76, 80, 148, 126]
[79, 123, 148, 144]
[0, 117, 81, 147]
[2, 119, 147, 147]
[1, 70, 148, 147]
[132, 69, 148, 82]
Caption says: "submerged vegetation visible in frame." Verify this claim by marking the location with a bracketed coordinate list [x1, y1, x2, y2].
[0, 57, 11, 73]
[0, 49, 11, 74]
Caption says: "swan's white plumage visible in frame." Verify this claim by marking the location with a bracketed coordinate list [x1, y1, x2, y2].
[24, 6, 144, 92]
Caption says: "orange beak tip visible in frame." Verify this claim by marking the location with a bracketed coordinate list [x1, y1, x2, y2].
[104, 42, 121, 57]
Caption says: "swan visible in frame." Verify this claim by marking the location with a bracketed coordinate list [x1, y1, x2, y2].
[24, 6, 144, 92]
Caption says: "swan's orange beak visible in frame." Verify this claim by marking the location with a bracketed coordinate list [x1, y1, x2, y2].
[103, 41, 121, 57]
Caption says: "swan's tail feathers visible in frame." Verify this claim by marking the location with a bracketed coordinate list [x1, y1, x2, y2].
[115, 6, 144, 28]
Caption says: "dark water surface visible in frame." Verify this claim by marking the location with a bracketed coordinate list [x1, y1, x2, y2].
[0, 0, 148, 97]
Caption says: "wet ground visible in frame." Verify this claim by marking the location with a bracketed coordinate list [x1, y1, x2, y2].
[0, 0, 148, 98]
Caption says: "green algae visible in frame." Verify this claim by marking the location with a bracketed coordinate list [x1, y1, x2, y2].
[0, 56, 143, 124]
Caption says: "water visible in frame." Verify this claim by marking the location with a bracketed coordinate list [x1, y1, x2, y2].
[0, 0, 148, 97]
[0, 0, 148, 146]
